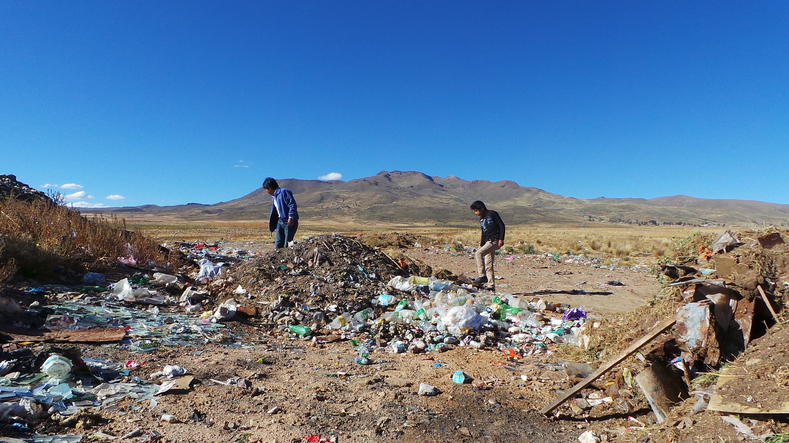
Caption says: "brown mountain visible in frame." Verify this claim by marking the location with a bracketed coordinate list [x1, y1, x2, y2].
[89, 170, 789, 227]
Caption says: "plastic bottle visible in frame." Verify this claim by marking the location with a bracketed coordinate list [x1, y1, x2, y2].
[288, 324, 312, 336]
[397, 309, 417, 321]
[41, 354, 73, 380]
[329, 313, 351, 329]
[355, 344, 371, 365]
[394, 299, 409, 312]
[413, 299, 427, 320]
[353, 308, 374, 322]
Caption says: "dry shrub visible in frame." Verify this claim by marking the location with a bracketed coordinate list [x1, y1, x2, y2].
[0, 197, 170, 281]
[559, 295, 683, 365]
[668, 231, 716, 265]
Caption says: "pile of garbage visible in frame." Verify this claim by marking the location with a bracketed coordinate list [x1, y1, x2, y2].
[0, 174, 51, 203]
[212, 234, 588, 355]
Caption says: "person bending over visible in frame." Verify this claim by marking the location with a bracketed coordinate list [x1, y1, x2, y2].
[470, 200, 505, 287]
[263, 177, 299, 248]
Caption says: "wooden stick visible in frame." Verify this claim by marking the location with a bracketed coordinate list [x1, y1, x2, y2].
[540, 316, 676, 416]
[757, 286, 780, 323]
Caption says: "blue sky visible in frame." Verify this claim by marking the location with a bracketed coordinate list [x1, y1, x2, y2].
[2, 1, 788, 208]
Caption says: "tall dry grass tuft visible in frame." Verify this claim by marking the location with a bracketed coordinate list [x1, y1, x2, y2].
[0, 197, 170, 282]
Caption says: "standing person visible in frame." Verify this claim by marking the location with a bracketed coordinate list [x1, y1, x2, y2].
[470, 200, 505, 287]
[263, 177, 299, 248]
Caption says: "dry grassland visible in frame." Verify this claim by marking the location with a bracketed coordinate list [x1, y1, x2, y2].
[125, 218, 722, 266]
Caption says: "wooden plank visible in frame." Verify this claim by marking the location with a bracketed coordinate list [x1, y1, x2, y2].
[0, 327, 126, 343]
[540, 317, 676, 416]
[757, 286, 780, 324]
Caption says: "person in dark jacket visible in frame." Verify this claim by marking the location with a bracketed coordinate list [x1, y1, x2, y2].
[263, 177, 299, 248]
[470, 200, 505, 287]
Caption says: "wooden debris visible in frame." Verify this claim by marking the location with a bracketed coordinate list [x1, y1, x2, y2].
[540, 317, 676, 416]
[757, 286, 780, 324]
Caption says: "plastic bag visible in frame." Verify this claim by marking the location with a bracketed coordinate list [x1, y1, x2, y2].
[151, 272, 178, 286]
[197, 259, 224, 284]
[440, 305, 484, 335]
[388, 276, 414, 292]
[110, 278, 150, 302]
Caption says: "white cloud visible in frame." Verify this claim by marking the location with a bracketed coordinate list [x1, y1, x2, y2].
[42, 183, 59, 188]
[64, 191, 94, 200]
[60, 183, 83, 190]
[106, 194, 126, 201]
[234, 164, 249, 168]
[68, 202, 106, 208]
[319, 172, 342, 180]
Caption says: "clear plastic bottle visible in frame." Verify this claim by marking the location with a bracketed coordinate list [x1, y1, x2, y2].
[353, 308, 374, 322]
[329, 312, 351, 329]
[355, 344, 371, 365]
[41, 354, 73, 380]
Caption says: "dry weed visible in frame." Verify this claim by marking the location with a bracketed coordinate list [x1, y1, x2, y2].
[0, 197, 172, 281]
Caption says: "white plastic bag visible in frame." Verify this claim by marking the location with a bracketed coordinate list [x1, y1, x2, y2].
[388, 276, 414, 292]
[440, 305, 484, 335]
[110, 278, 152, 302]
[197, 259, 224, 284]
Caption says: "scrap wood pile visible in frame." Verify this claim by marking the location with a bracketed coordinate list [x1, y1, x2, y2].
[544, 228, 788, 426]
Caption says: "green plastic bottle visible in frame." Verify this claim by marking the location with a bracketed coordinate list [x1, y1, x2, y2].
[288, 325, 311, 337]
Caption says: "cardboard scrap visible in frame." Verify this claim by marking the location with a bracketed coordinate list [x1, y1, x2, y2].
[155, 375, 195, 395]
[0, 326, 126, 343]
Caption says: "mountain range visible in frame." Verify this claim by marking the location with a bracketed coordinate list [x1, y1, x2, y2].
[87, 171, 789, 227]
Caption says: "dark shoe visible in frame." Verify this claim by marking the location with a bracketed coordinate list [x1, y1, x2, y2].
[473, 276, 488, 284]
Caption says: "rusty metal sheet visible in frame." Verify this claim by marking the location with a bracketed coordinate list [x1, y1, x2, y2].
[675, 302, 721, 366]
[732, 296, 755, 347]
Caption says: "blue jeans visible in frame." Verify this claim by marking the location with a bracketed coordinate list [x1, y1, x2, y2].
[275, 219, 298, 248]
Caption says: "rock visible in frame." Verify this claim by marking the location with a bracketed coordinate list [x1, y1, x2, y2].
[418, 383, 440, 396]
[578, 430, 600, 443]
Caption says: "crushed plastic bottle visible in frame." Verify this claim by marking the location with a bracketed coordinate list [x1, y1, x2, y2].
[329, 312, 351, 329]
[41, 354, 73, 381]
[355, 344, 372, 365]
[353, 308, 374, 322]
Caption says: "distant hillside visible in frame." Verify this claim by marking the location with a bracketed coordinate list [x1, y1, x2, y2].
[84, 170, 789, 227]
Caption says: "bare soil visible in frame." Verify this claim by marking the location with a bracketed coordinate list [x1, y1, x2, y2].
[2, 235, 788, 443]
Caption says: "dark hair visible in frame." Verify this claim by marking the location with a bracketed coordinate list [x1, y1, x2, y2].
[262, 177, 279, 190]
[470, 200, 486, 211]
